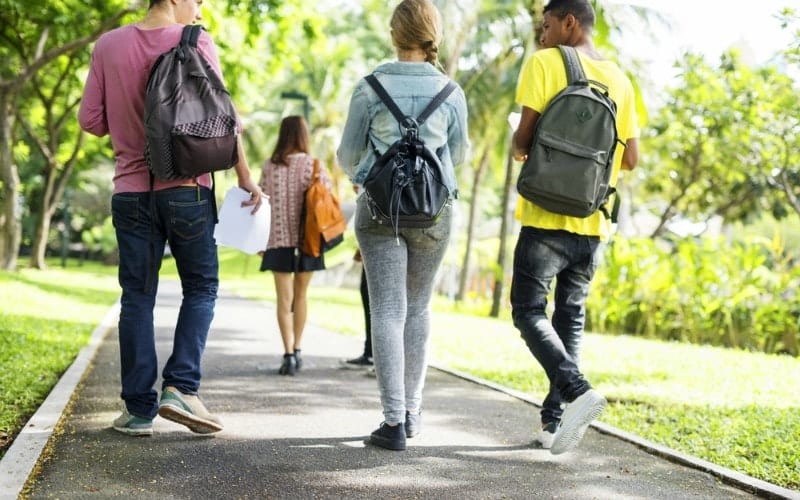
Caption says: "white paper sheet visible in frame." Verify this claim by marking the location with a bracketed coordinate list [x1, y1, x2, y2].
[213, 186, 270, 255]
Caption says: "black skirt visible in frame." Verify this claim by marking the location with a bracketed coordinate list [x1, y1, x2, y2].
[260, 247, 325, 273]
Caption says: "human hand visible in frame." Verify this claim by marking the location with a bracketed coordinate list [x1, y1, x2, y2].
[238, 179, 263, 214]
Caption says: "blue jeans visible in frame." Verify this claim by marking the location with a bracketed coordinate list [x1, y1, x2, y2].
[111, 186, 219, 419]
[510, 227, 601, 425]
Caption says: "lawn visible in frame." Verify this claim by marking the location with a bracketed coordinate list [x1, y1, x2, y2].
[0, 261, 120, 453]
[1, 250, 798, 491]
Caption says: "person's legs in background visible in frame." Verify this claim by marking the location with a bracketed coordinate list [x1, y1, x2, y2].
[290, 271, 314, 369]
[273, 272, 298, 375]
[360, 266, 372, 358]
[341, 257, 374, 369]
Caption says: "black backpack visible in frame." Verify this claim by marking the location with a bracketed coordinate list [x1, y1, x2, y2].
[144, 24, 238, 180]
[362, 74, 457, 235]
[517, 45, 624, 219]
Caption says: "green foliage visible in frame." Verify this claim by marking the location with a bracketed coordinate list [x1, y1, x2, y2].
[0, 261, 119, 456]
[641, 50, 800, 233]
[589, 235, 800, 356]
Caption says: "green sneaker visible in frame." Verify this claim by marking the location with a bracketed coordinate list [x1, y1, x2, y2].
[112, 410, 153, 437]
[157, 386, 223, 434]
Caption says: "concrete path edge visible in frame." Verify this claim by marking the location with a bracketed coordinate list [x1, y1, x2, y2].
[0, 301, 120, 500]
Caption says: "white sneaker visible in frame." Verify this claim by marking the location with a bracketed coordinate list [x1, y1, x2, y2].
[550, 389, 606, 455]
[537, 421, 558, 449]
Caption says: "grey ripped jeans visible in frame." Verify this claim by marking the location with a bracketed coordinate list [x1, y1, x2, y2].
[354, 195, 452, 425]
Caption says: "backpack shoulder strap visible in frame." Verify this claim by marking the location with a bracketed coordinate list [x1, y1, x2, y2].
[364, 74, 406, 125]
[365, 74, 457, 126]
[417, 81, 457, 126]
[181, 24, 203, 48]
[558, 45, 586, 85]
[312, 157, 320, 181]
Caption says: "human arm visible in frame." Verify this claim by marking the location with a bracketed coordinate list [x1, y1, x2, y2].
[198, 33, 261, 211]
[447, 86, 470, 166]
[336, 82, 370, 179]
[512, 106, 540, 161]
[621, 137, 638, 171]
[618, 78, 640, 171]
[77, 50, 109, 137]
[233, 136, 263, 214]
[318, 159, 334, 190]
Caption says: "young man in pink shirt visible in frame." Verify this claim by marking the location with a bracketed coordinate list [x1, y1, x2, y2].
[78, 0, 263, 437]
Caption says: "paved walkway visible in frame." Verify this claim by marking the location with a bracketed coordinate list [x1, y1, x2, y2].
[3, 281, 797, 499]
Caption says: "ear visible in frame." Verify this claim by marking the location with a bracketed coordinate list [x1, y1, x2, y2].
[565, 13, 578, 30]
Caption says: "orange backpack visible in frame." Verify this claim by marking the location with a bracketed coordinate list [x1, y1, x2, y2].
[301, 159, 346, 257]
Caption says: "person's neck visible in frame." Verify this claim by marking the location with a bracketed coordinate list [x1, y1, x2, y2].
[138, 7, 178, 29]
[572, 39, 603, 60]
[397, 49, 427, 63]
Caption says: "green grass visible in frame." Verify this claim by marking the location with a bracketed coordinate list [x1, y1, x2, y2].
[1, 249, 798, 491]
[0, 260, 120, 455]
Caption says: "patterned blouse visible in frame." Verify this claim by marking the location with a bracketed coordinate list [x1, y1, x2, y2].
[259, 152, 331, 249]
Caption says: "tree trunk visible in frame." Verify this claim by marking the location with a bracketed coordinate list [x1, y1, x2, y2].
[29, 160, 61, 269]
[29, 206, 52, 270]
[0, 7, 134, 271]
[490, 145, 516, 318]
[0, 91, 20, 271]
[456, 148, 489, 302]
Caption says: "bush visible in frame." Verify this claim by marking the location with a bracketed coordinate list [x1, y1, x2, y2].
[588, 236, 799, 356]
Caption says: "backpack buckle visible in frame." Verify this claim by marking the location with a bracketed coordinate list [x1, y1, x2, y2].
[400, 117, 419, 139]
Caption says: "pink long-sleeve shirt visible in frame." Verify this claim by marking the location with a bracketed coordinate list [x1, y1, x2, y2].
[78, 24, 226, 193]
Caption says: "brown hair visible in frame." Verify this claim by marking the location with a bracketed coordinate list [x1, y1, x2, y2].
[270, 116, 310, 166]
[390, 0, 442, 65]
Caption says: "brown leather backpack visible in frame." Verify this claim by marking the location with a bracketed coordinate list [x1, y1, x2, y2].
[300, 159, 346, 257]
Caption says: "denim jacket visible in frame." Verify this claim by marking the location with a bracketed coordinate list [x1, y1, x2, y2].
[336, 61, 470, 198]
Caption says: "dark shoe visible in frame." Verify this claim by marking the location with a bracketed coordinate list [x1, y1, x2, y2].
[339, 354, 373, 369]
[368, 422, 406, 451]
[405, 411, 421, 438]
[293, 349, 302, 371]
[278, 353, 297, 376]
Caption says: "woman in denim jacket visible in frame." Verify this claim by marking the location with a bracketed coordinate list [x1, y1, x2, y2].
[337, 0, 469, 451]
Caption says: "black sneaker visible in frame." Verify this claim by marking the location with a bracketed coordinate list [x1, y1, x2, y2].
[405, 411, 421, 438]
[294, 350, 302, 371]
[368, 422, 406, 451]
[278, 354, 297, 376]
[339, 354, 373, 370]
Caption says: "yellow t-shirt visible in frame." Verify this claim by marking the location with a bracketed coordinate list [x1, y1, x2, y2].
[515, 47, 640, 241]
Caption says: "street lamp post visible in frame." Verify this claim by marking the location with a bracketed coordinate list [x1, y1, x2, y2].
[280, 91, 309, 123]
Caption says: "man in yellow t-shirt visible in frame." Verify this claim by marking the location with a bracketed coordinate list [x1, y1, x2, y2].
[510, 0, 640, 455]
